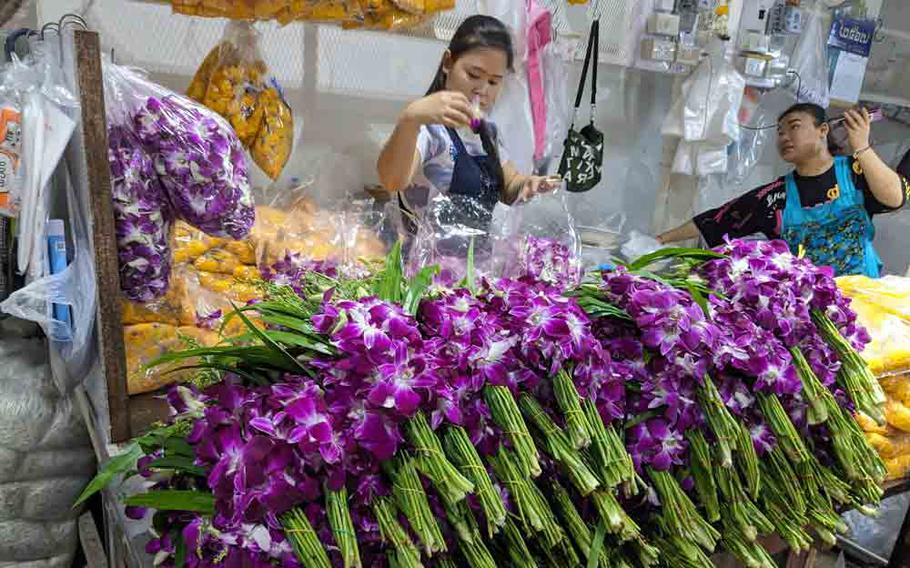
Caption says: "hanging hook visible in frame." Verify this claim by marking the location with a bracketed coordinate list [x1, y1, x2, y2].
[58, 13, 88, 31]
[40, 22, 59, 40]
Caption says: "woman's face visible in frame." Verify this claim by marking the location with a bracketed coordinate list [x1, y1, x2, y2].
[443, 47, 508, 112]
[776, 111, 829, 164]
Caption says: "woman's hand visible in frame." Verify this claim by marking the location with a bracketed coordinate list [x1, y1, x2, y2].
[517, 176, 561, 203]
[843, 107, 872, 153]
[402, 91, 474, 128]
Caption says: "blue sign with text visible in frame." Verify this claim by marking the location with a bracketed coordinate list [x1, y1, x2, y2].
[828, 17, 876, 57]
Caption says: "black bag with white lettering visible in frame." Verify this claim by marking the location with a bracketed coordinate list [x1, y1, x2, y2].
[558, 19, 603, 193]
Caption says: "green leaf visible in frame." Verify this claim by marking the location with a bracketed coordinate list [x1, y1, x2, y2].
[175, 531, 187, 568]
[262, 330, 334, 356]
[588, 520, 607, 568]
[74, 444, 143, 507]
[124, 490, 215, 514]
[164, 437, 195, 458]
[148, 456, 207, 477]
[627, 247, 725, 272]
[229, 301, 309, 374]
[374, 241, 404, 303]
[461, 239, 477, 294]
[403, 265, 439, 315]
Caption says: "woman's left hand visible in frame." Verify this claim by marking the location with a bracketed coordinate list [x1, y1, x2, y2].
[517, 176, 561, 202]
[843, 107, 872, 153]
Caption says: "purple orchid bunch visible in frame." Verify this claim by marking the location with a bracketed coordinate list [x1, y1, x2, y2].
[517, 236, 582, 291]
[108, 124, 173, 301]
[260, 251, 340, 296]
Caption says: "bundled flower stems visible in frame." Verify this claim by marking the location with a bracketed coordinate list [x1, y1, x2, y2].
[79, 239, 888, 567]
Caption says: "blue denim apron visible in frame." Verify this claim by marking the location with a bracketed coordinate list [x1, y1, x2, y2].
[781, 156, 882, 277]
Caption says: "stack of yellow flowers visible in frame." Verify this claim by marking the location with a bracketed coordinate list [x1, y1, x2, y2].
[122, 202, 386, 395]
[170, 0, 454, 30]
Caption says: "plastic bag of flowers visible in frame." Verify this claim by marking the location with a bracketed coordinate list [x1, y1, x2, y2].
[103, 61, 255, 241]
[188, 21, 294, 180]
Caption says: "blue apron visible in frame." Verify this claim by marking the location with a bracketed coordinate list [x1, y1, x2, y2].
[781, 155, 881, 278]
[397, 127, 501, 234]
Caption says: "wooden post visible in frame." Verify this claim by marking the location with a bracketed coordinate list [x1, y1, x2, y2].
[72, 29, 131, 442]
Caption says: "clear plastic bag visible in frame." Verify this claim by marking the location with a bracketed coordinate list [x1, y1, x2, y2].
[407, 193, 498, 283]
[108, 124, 173, 302]
[104, 62, 254, 240]
[620, 230, 663, 262]
[837, 275, 910, 377]
[188, 22, 293, 180]
[492, 189, 582, 288]
[1, 162, 97, 391]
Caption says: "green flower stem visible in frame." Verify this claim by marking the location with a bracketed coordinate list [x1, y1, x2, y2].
[583, 399, 635, 490]
[442, 498, 497, 568]
[553, 369, 592, 449]
[649, 468, 720, 552]
[441, 425, 506, 536]
[715, 464, 773, 542]
[372, 497, 421, 568]
[686, 430, 720, 522]
[326, 486, 361, 568]
[487, 450, 547, 533]
[484, 386, 541, 478]
[720, 521, 778, 568]
[590, 489, 640, 542]
[519, 394, 601, 496]
[812, 310, 886, 423]
[404, 412, 474, 507]
[280, 507, 332, 568]
[498, 518, 536, 568]
[386, 455, 446, 556]
[653, 534, 714, 567]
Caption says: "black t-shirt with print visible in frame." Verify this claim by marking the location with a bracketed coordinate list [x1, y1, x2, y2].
[694, 156, 910, 247]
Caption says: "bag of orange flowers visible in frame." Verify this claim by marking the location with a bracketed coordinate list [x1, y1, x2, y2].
[188, 21, 294, 180]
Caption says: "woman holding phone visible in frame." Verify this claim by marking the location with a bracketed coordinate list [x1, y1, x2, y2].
[659, 103, 909, 277]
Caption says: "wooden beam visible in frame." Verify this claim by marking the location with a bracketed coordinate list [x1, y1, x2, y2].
[73, 29, 130, 442]
[78, 511, 109, 568]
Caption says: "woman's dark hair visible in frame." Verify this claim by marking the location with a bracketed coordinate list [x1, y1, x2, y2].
[777, 102, 840, 155]
[428, 15, 514, 197]
[777, 102, 827, 126]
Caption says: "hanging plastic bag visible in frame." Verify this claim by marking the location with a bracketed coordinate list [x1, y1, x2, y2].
[787, 4, 829, 107]
[539, 38, 573, 172]
[188, 22, 293, 179]
[0, 86, 24, 218]
[662, 42, 745, 176]
[1, 162, 98, 391]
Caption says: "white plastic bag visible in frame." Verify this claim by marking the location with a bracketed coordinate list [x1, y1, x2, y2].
[788, 5, 829, 107]
[662, 42, 745, 176]
[621, 230, 662, 261]
[2, 164, 98, 391]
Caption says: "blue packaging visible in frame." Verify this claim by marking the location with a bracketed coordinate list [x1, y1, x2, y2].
[46, 219, 71, 341]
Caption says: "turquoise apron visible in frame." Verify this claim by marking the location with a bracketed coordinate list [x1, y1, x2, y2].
[781, 156, 881, 278]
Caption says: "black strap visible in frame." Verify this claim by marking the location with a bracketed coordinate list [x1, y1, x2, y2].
[572, 19, 599, 117]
